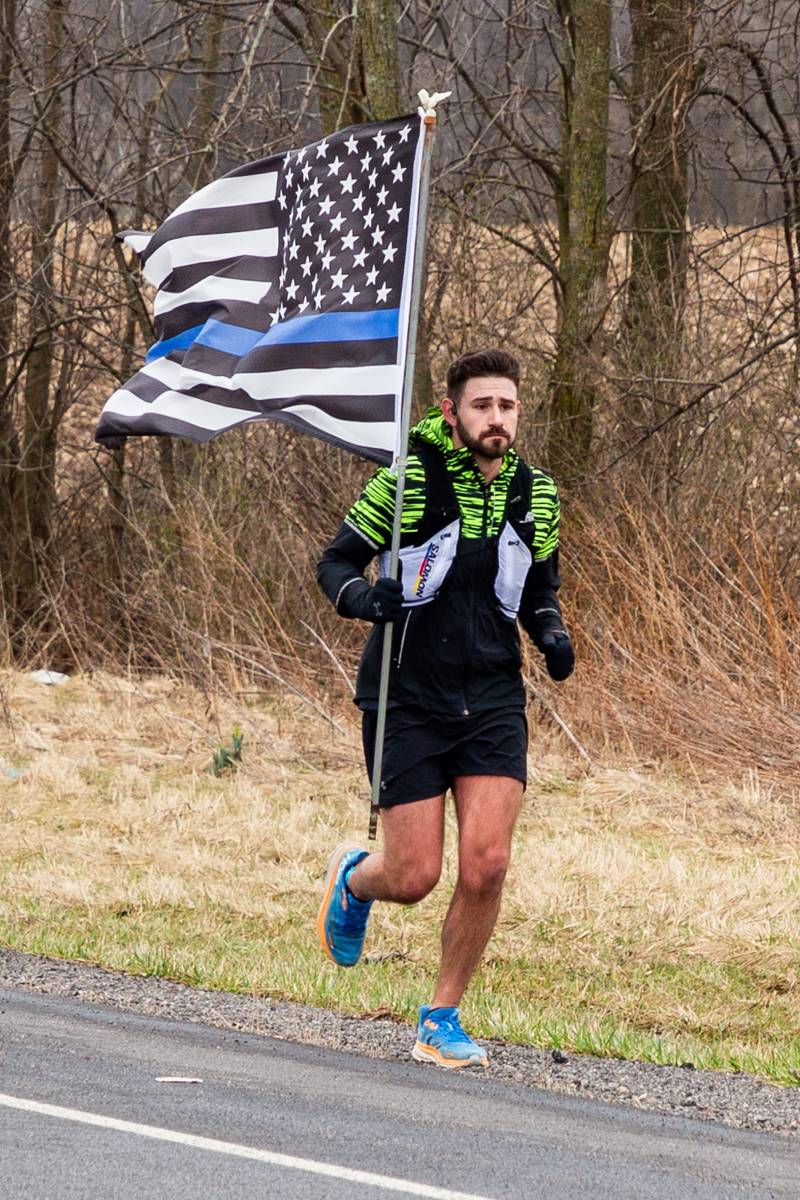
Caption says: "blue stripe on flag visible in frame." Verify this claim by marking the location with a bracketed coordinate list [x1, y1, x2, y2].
[146, 309, 400, 364]
[145, 325, 204, 362]
[196, 321, 263, 356]
[257, 309, 399, 346]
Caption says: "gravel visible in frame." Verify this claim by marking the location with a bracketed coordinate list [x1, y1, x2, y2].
[1, 948, 797, 1135]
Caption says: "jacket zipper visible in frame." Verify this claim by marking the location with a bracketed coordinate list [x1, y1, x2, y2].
[462, 477, 491, 715]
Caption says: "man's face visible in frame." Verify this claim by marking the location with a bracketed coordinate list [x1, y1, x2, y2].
[442, 375, 520, 460]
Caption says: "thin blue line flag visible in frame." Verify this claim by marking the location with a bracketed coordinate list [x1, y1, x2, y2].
[95, 114, 426, 463]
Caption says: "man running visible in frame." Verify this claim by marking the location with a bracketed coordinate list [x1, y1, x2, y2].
[316, 348, 574, 1069]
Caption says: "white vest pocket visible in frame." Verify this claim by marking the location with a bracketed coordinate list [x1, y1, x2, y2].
[495, 521, 532, 619]
[379, 518, 460, 606]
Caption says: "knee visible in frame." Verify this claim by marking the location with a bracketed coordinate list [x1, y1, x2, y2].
[388, 861, 441, 905]
[458, 848, 510, 899]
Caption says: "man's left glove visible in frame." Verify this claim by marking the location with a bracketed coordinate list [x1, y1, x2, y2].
[540, 631, 575, 681]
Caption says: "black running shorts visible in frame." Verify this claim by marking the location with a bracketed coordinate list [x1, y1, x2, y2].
[361, 705, 528, 808]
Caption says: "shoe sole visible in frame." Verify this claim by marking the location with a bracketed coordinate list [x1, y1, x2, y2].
[316, 841, 365, 966]
[411, 1040, 488, 1070]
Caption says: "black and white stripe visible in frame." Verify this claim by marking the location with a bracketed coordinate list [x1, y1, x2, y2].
[96, 114, 426, 463]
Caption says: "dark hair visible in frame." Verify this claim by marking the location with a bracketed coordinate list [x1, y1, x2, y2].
[446, 348, 520, 403]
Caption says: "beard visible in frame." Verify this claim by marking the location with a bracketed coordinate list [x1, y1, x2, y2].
[455, 415, 515, 460]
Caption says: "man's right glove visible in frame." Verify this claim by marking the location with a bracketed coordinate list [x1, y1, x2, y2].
[362, 576, 404, 624]
[540, 630, 575, 681]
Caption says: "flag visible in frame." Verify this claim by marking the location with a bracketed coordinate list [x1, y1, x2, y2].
[95, 114, 426, 463]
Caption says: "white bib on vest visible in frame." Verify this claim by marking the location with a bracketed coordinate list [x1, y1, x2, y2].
[380, 516, 532, 617]
[495, 521, 533, 619]
[379, 519, 460, 606]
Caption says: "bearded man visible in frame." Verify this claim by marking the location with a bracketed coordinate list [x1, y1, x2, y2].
[315, 348, 574, 1068]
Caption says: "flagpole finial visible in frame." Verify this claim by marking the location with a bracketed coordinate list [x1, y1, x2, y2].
[417, 89, 451, 119]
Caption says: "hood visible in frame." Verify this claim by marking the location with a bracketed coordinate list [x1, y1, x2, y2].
[409, 405, 455, 452]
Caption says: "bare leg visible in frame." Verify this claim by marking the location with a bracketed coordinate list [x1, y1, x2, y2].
[430, 775, 523, 1009]
[347, 793, 446, 904]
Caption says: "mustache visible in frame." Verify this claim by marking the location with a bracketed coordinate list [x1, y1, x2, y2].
[482, 427, 510, 438]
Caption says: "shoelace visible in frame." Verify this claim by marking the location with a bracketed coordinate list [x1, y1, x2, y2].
[431, 1010, 470, 1042]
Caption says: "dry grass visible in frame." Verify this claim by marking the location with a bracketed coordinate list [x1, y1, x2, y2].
[1, 669, 798, 1083]
[560, 487, 800, 787]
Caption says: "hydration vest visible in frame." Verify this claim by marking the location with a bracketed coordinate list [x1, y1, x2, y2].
[379, 442, 536, 620]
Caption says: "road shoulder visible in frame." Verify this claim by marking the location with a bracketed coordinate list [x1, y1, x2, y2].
[0, 947, 796, 1135]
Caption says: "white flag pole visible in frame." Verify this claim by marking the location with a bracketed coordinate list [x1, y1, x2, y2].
[368, 91, 449, 840]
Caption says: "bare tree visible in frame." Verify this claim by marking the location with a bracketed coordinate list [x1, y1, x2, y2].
[12, 0, 67, 629]
[546, 0, 612, 481]
[620, 0, 695, 494]
[0, 0, 20, 624]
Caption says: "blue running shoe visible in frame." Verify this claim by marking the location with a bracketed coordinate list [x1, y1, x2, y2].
[316, 842, 372, 967]
[412, 1006, 488, 1069]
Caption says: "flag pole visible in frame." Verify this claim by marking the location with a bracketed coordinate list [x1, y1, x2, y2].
[368, 96, 444, 840]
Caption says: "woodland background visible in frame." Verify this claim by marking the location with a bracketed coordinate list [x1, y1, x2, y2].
[0, 0, 798, 788]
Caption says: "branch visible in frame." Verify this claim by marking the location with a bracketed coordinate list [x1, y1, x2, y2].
[594, 329, 800, 477]
[523, 673, 594, 765]
[431, 11, 562, 190]
[439, 191, 559, 278]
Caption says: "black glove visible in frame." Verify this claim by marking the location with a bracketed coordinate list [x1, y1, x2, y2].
[540, 630, 575, 681]
[363, 576, 404, 624]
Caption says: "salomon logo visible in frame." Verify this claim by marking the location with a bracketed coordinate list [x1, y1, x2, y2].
[413, 541, 440, 596]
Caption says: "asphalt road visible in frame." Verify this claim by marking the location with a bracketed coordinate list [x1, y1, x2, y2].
[0, 987, 795, 1200]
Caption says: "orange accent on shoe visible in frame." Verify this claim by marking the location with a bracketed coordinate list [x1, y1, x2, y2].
[412, 1039, 487, 1069]
[315, 841, 365, 965]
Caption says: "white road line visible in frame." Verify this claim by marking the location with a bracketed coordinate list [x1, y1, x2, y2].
[0, 1092, 494, 1200]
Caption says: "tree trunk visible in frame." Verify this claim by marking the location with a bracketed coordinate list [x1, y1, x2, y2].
[175, 3, 227, 487]
[190, 2, 225, 191]
[358, 0, 399, 119]
[358, 0, 434, 412]
[0, 0, 19, 634]
[625, 0, 693, 492]
[14, 0, 65, 628]
[107, 95, 159, 568]
[547, 0, 612, 484]
[302, 1, 365, 137]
